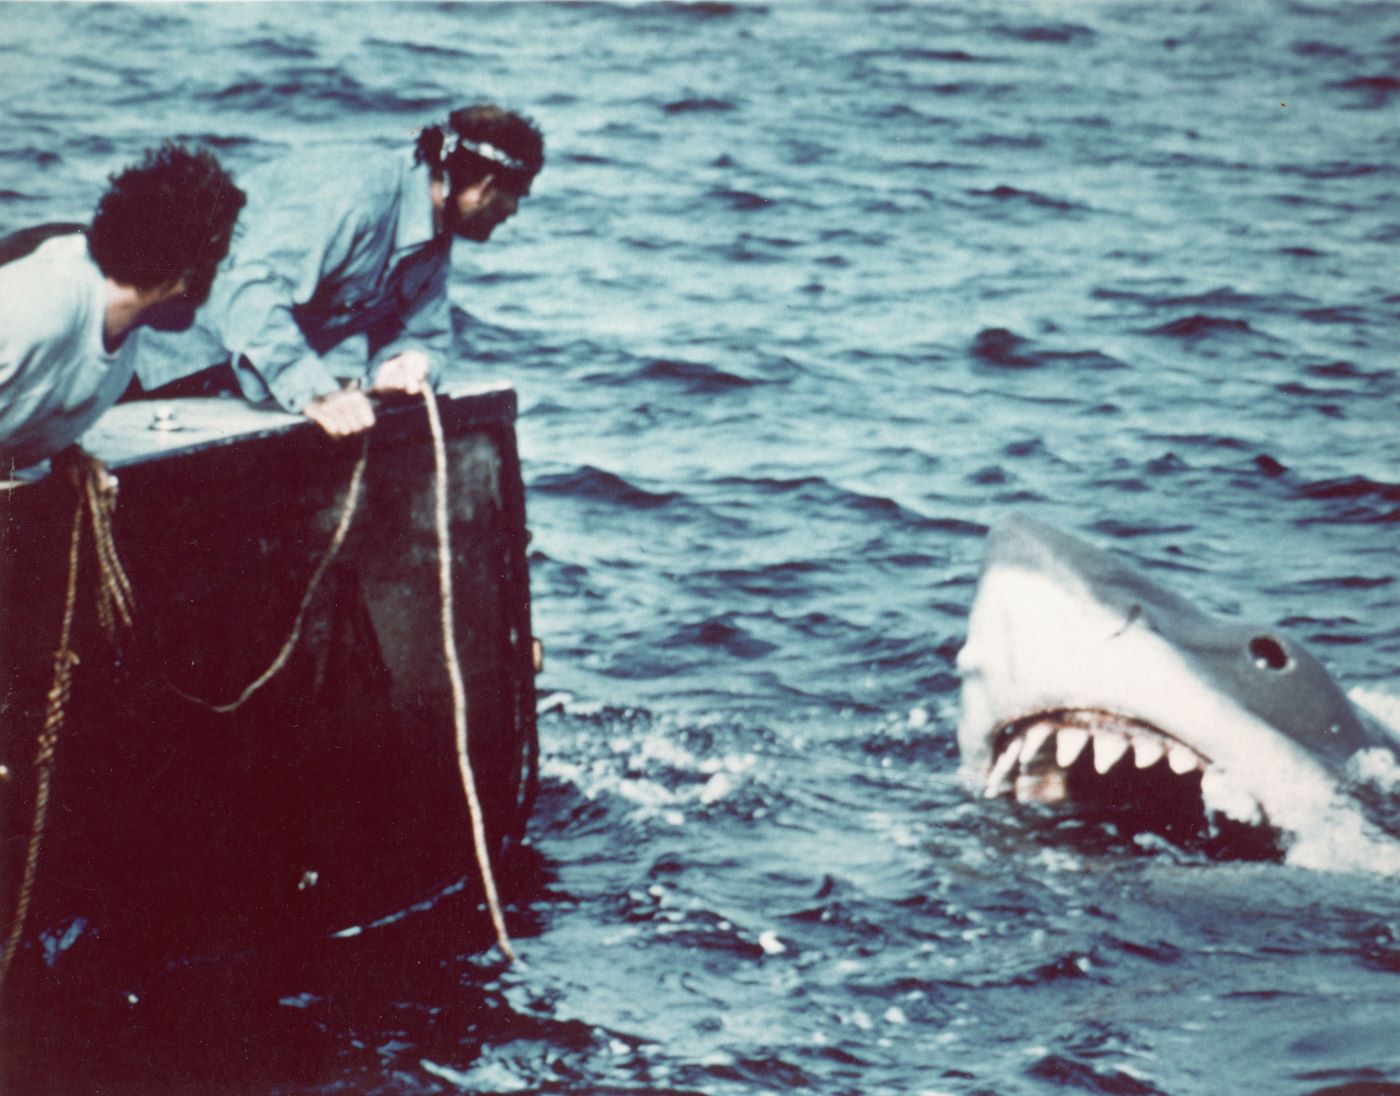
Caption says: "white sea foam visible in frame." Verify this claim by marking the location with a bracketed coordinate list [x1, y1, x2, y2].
[1350, 686, 1400, 738]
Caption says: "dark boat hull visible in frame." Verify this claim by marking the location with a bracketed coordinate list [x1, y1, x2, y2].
[0, 386, 537, 1007]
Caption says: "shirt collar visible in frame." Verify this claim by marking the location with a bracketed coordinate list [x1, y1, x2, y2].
[395, 153, 440, 255]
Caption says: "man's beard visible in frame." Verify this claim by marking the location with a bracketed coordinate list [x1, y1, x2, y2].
[141, 296, 201, 332]
[451, 207, 500, 242]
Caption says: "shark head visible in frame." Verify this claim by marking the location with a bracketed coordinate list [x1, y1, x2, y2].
[957, 515, 1400, 861]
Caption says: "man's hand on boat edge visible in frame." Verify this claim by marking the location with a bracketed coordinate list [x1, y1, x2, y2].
[302, 351, 431, 439]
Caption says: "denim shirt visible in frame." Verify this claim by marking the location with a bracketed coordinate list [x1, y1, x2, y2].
[132, 148, 450, 412]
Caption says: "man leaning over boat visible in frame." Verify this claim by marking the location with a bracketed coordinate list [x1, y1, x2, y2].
[128, 103, 545, 439]
[0, 145, 244, 474]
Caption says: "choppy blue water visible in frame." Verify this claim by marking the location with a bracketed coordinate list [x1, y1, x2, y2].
[4, 2, 1400, 1092]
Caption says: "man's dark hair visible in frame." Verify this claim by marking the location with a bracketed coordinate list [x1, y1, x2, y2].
[416, 103, 545, 196]
[87, 143, 245, 299]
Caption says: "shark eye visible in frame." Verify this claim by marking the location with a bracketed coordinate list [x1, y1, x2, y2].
[1249, 635, 1290, 671]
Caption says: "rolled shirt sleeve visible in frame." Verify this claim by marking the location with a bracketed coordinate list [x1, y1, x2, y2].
[217, 274, 342, 412]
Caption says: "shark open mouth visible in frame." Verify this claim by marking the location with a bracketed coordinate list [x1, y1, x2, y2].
[982, 708, 1275, 854]
[957, 517, 1400, 865]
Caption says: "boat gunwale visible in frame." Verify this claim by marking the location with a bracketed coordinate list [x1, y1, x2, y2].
[2, 381, 518, 487]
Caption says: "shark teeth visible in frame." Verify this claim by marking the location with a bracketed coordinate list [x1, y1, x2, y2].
[1056, 728, 1090, 768]
[1093, 733, 1130, 774]
[984, 738, 1021, 797]
[983, 710, 1215, 803]
[1020, 723, 1054, 765]
[1132, 737, 1165, 769]
[1167, 743, 1200, 775]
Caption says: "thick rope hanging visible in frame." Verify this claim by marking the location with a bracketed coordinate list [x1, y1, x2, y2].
[0, 487, 86, 998]
[423, 389, 517, 964]
[171, 436, 369, 713]
[85, 467, 135, 641]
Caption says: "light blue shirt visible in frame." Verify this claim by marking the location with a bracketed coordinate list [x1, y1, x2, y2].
[132, 148, 451, 412]
[0, 233, 130, 470]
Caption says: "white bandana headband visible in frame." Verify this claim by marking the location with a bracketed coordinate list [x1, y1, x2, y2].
[439, 130, 528, 175]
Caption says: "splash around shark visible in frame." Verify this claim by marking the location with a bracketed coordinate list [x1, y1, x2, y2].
[956, 515, 1400, 868]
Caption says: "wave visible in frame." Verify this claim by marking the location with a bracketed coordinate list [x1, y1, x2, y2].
[211, 71, 447, 115]
[693, 560, 835, 602]
[707, 187, 773, 211]
[989, 22, 1095, 45]
[1274, 383, 1347, 416]
[163, 132, 259, 154]
[1147, 314, 1259, 340]
[899, 158, 980, 172]
[642, 1, 764, 19]
[874, 47, 987, 64]
[1300, 305, 1371, 325]
[1026, 1052, 1165, 1095]
[958, 131, 1046, 150]
[548, 0, 766, 24]
[1088, 518, 1196, 540]
[970, 328, 1040, 368]
[1293, 41, 1354, 60]
[1094, 286, 1297, 315]
[1330, 74, 1400, 108]
[922, 81, 1017, 98]
[1277, 161, 1385, 180]
[1293, 574, 1393, 592]
[663, 97, 736, 114]
[668, 615, 778, 659]
[361, 37, 479, 61]
[1295, 476, 1400, 525]
[235, 35, 318, 60]
[531, 466, 683, 511]
[1307, 361, 1392, 382]
[637, 358, 755, 392]
[576, 357, 755, 393]
[969, 328, 1125, 371]
[1300, 476, 1400, 503]
[710, 473, 984, 538]
[0, 148, 61, 167]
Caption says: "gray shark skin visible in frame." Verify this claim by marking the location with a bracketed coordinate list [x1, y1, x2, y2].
[957, 515, 1400, 865]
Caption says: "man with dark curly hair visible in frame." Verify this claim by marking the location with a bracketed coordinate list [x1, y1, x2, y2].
[131, 103, 545, 439]
[0, 143, 244, 471]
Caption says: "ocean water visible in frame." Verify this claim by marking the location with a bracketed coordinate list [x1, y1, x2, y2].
[3, 2, 1400, 1093]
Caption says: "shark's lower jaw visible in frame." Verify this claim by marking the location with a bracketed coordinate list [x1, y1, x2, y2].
[983, 709, 1278, 857]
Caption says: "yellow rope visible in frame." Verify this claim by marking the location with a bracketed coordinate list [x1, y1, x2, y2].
[0, 493, 85, 998]
[423, 389, 517, 964]
[85, 467, 134, 641]
[171, 436, 369, 713]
